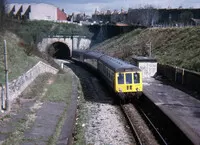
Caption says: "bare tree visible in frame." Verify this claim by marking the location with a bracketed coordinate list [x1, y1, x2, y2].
[127, 8, 141, 25]
[0, 0, 7, 31]
[128, 5, 159, 26]
[141, 5, 159, 26]
[180, 11, 193, 25]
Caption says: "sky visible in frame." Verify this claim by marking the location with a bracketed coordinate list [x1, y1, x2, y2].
[8, 0, 200, 15]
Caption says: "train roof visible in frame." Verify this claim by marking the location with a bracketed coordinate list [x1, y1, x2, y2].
[132, 56, 157, 62]
[72, 50, 104, 59]
[72, 49, 85, 55]
[99, 55, 141, 72]
[84, 51, 104, 59]
[72, 50, 141, 72]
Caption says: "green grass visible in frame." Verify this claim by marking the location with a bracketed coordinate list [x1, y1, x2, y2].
[47, 107, 68, 145]
[45, 72, 73, 145]
[2, 116, 30, 145]
[11, 20, 93, 45]
[1, 72, 74, 145]
[73, 82, 87, 145]
[1, 73, 54, 145]
[44, 73, 72, 102]
[45, 73, 87, 144]
[0, 20, 93, 84]
[92, 27, 200, 72]
[0, 32, 40, 84]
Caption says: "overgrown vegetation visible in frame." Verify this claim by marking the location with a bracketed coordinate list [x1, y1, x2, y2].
[128, 5, 159, 26]
[45, 72, 73, 144]
[92, 27, 200, 72]
[73, 82, 87, 145]
[1, 73, 54, 145]
[0, 32, 40, 83]
[2, 21, 93, 74]
[11, 21, 93, 46]
[1, 71, 74, 144]
[45, 73, 72, 102]
[0, 18, 94, 83]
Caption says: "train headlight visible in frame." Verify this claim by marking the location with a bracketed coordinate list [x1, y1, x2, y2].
[119, 88, 122, 92]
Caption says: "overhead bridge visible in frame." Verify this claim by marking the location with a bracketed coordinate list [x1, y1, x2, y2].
[37, 35, 91, 59]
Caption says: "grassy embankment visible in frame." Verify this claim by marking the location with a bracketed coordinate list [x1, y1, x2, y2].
[0, 32, 40, 83]
[0, 20, 93, 82]
[1, 72, 75, 145]
[0, 20, 91, 144]
[92, 27, 200, 72]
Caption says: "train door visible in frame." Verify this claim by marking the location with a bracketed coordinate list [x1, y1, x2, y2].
[115, 72, 125, 92]
[125, 72, 133, 92]
[133, 72, 143, 92]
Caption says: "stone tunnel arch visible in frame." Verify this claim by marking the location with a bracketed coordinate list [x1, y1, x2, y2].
[48, 42, 71, 59]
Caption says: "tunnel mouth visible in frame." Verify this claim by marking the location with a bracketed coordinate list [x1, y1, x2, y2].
[48, 42, 70, 59]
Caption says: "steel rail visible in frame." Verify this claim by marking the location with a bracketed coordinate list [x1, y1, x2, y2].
[120, 104, 143, 145]
[138, 107, 168, 145]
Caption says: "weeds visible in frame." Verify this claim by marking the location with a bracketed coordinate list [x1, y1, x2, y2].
[44, 73, 72, 102]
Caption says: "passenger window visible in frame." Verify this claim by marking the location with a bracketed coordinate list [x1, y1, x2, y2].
[134, 73, 140, 84]
[126, 73, 132, 84]
[118, 73, 124, 84]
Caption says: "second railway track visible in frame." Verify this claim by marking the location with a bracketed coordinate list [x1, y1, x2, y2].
[121, 102, 162, 145]
[120, 94, 194, 145]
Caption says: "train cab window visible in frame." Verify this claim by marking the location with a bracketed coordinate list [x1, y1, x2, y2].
[134, 73, 140, 84]
[126, 73, 132, 84]
[118, 73, 124, 84]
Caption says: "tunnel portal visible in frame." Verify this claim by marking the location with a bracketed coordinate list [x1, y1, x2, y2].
[48, 42, 70, 59]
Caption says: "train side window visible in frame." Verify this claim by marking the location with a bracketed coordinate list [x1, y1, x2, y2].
[126, 73, 132, 84]
[118, 73, 124, 84]
[134, 73, 140, 84]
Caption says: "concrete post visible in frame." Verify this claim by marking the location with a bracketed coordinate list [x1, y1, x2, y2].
[3, 40, 10, 111]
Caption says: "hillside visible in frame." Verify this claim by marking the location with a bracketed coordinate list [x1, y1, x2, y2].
[12, 21, 93, 45]
[0, 20, 94, 83]
[0, 31, 40, 83]
[92, 27, 200, 72]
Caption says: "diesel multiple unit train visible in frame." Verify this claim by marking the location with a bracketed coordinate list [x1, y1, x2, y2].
[72, 50, 143, 100]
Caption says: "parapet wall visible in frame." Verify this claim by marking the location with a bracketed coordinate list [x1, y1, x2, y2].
[1, 61, 58, 111]
[37, 37, 91, 54]
[157, 64, 200, 94]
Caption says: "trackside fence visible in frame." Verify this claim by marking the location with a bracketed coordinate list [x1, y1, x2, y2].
[157, 64, 200, 94]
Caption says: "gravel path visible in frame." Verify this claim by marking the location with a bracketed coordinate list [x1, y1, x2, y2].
[85, 102, 135, 145]
[66, 62, 136, 145]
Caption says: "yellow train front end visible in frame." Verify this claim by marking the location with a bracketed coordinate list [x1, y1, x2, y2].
[115, 71, 143, 94]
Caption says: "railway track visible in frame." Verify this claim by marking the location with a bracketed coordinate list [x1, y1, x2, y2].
[120, 93, 194, 145]
[120, 100, 168, 145]
[120, 104, 144, 145]
[70, 58, 192, 145]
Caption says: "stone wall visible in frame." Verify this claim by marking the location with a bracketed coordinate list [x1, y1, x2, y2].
[37, 37, 91, 55]
[77, 38, 91, 50]
[1, 61, 58, 110]
[37, 37, 72, 52]
[138, 62, 157, 78]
